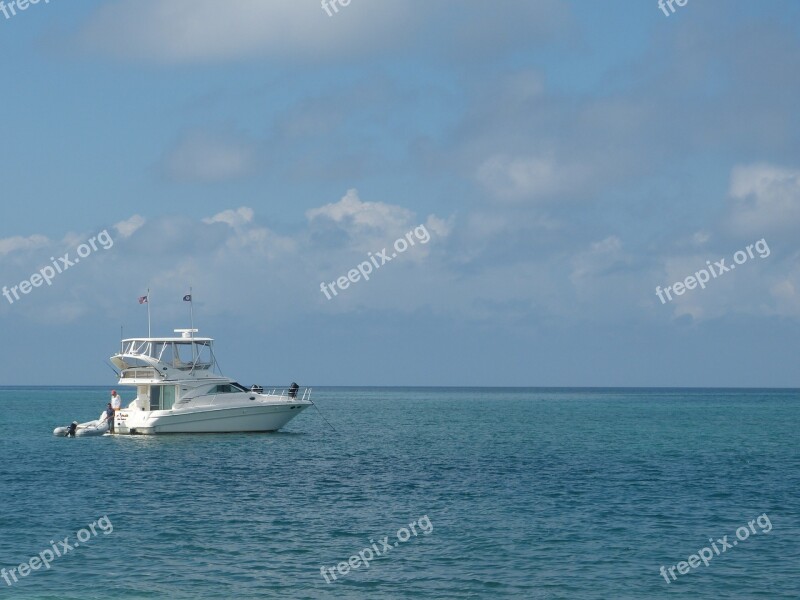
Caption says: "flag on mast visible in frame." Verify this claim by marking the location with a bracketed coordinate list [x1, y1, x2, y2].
[184, 291, 194, 333]
[140, 289, 152, 338]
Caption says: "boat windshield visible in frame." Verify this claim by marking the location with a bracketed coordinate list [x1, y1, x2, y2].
[121, 339, 214, 369]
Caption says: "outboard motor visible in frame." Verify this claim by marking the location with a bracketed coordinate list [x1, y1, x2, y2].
[66, 422, 78, 438]
[288, 382, 299, 399]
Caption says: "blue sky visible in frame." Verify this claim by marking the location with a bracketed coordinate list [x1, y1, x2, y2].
[1, 0, 799, 386]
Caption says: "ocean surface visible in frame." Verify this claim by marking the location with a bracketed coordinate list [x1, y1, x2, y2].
[0, 387, 798, 599]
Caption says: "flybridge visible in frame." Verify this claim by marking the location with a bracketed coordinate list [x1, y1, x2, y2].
[112, 329, 219, 377]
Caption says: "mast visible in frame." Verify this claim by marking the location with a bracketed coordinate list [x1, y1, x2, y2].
[189, 287, 194, 343]
[184, 288, 197, 367]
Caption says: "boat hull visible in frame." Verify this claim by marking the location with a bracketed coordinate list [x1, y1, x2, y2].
[53, 418, 109, 437]
[115, 402, 309, 435]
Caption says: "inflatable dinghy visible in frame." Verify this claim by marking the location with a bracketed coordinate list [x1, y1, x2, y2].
[53, 412, 110, 437]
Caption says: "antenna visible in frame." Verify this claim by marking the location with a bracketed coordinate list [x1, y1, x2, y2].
[189, 287, 194, 340]
[147, 288, 152, 338]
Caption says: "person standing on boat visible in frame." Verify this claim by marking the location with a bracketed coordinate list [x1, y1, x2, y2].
[111, 390, 122, 411]
[104, 403, 115, 433]
[110, 390, 122, 434]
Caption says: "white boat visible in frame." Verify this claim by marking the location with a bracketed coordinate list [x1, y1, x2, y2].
[53, 413, 110, 437]
[104, 329, 311, 435]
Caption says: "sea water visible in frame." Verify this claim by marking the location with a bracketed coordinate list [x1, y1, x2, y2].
[0, 387, 798, 599]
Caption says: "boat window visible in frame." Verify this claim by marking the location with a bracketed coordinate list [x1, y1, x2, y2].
[150, 385, 177, 410]
[126, 340, 150, 355]
[148, 342, 163, 361]
[230, 382, 249, 392]
[162, 385, 176, 410]
[194, 343, 213, 366]
[209, 384, 239, 394]
[175, 342, 194, 365]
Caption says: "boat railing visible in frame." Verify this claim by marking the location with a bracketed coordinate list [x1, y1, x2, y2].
[282, 386, 312, 401]
[260, 387, 311, 401]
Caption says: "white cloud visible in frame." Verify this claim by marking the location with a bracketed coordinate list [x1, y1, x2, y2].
[503, 71, 546, 102]
[571, 236, 626, 284]
[0, 234, 49, 256]
[202, 208, 296, 259]
[770, 275, 800, 317]
[424, 215, 452, 239]
[655, 244, 785, 321]
[477, 154, 589, 201]
[203, 207, 255, 228]
[763, 250, 800, 318]
[73, 0, 412, 64]
[114, 215, 146, 239]
[306, 189, 413, 232]
[163, 130, 255, 183]
[728, 163, 800, 234]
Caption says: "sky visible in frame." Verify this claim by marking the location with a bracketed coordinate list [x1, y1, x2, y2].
[1, 0, 799, 387]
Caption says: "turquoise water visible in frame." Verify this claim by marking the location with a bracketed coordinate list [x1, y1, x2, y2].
[1, 387, 798, 599]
